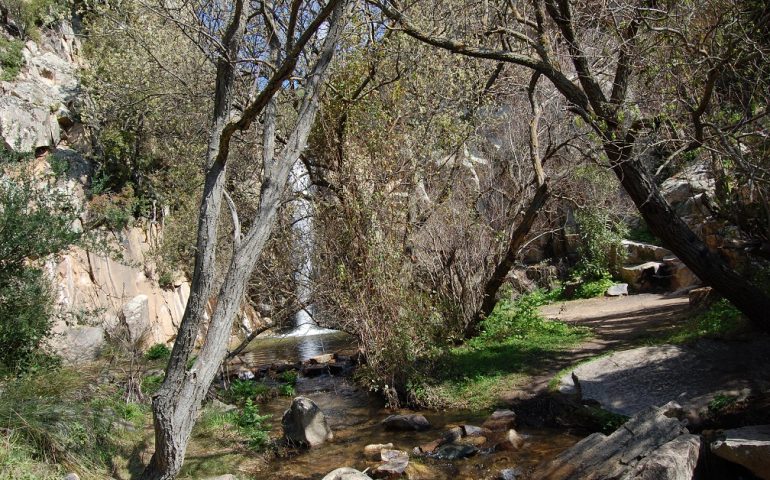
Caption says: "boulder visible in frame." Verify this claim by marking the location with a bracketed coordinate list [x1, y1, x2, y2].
[662, 256, 700, 291]
[530, 403, 690, 480]
[382, 414, 431, 431]
[622, 240, 671, 264]
[373, 449, 409, 479]
[620, 262, 664, 290]
[629, 434, 701, 480]
[433, 444, 478, 460]
[495, 429, 524, 451]
[605, 283, 628, 297]
[309, 353, 335, 364]
[688, 287, 714, 310]
[322, 468, 373, 480]
[461, 424, 490, 437]
[49, 326, 105, 363]
[364, 443, 394, 461]
[62, 474, 80, 480]
[482, 409, 517, 431]
[711, 425, 770, 480]
[282, 396, 333, 447]
[122, 294, 150, 345]
[497, 469, 521, 480]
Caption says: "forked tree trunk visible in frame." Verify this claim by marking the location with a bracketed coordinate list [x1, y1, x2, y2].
[140, 1, 349, 478]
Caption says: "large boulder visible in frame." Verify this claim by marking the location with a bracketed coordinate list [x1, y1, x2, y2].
[622, 240, 672, 264]
[282, 396, 333, 447]
[711, 425, 770, 480]
[629, 434, 702, 480]
[530, 403, 694, 480]
[121, 294, 150, 345]
[322, 468, 372, 480]
[381, 414, 431, 431]
[48, 326, 105, 363]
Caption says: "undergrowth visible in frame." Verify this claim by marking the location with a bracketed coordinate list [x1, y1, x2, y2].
[409, 291, 590, 410]
[654, 299, 748, 344]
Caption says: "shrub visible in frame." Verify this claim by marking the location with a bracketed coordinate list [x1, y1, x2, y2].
[3, 0, 69, 41]
[234, 399, 270, 450]
[141, 374, 164, 395]
[144, 343, 171, 361]
[0, 38, 24, 81]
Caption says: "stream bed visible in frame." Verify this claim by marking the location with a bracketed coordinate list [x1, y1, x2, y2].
[241, 331, 582, 479]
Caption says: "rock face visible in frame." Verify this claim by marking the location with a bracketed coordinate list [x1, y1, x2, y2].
[322, 468, 372, 480]
[530, 403, 695, 480]
[282, 396, 333, 447]
[381, 414, 431, 431]
[711, 425, 770, 480]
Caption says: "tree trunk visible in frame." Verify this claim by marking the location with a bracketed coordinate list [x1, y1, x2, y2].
[607, 144, 770, 330]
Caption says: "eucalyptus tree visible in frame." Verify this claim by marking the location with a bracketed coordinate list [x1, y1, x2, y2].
[138, 0, 352, 477]
[377, 0, 770, 326]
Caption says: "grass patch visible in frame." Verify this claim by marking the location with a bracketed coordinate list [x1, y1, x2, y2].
[409, 292, 590, 410]
[646, 299, 749, 345]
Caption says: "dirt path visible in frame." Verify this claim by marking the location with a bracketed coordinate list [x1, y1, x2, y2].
[504, 293, 770, 423]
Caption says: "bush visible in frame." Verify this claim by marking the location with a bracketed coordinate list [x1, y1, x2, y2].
[575, 208, 627, 280]
[141, 374, 164, 395]
[234, 399, 270, 450]
[3, 0, 69, 41]
[144, 343, 170, 361]
[0, 38, 24, 81]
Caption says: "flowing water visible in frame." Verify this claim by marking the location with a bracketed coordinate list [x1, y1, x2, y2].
[244, 332, 582, 480]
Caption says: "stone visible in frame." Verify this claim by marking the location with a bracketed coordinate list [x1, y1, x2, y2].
[203, 476, 237, 480]
[497, 468, 521, 480]
[433, 444, 478, 460]
[282, 396, 333, 447]
[688, 287, 714, 309]
[711, 425, 770, 480]
[309, 353, 335, 364]
[404, 463, 442, 480]
[122, 294, 150, 345]
[482, 409, 517, 431]
[364, 443, 394, 460]
[620, 262, 664, 290]
[416, 438, 443, 454]
[373, 449, 409, 478]
[382, 414, 431, 431]
[662, 256, 700, 291]
[461, 424, 491, 437]
[622, 240, 672, 264]
[457, 435, 486, 446]
[322, 468, 373, 480]
[49, 326, 105, 364]
[63, 474, 80, 480]
[630, 434, 701, 480]
[605, 283, 628, 296]
[496, 429, 524, 451]
[530, 404, 689, 480]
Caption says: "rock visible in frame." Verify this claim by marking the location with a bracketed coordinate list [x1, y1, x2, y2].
[122, 294, 150, 345]
[364, 443, 394, 460]
[461, 424, 490, 437]
[496, 429, 524, 451]
[482, 409, 517, 431]
[497, 468, 521, 480]
[282, 396, 333, 447]
[605, 283, 628, 296]
[322, 468, 373, 480]
[302, 364, 330, 377]
[688, 287, 715, 310]
[211, 399, 237, 413]
[530, 404, 689, 480]
[620, 261, 664, 290]
[63, 474, 80, 480]
[309, 353, 335, 364]
[457, 435, 486, 446]
[416, 438, 443, 454]
[382, 414, 431, 431]
[629, 434, 701, 480]
[711, 425, 770, 480]
[404, 463, 442, 479]
[49, 326, 105, 363]
[662, 256, 700, 291]
[433, 444, 478, 460]
[373, 449, 409, 478]
[622, 240, 671, 264]
[203, 476, 237, 480]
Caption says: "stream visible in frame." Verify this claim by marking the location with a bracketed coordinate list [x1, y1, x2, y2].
[240, 331, 582, 480]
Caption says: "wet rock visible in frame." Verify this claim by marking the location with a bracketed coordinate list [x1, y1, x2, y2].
[530, 403, 689, 480]
[302, 364, 330, 377]
[482, 409, 517, 431]
[605, 283, 628, 297]
[322, 468, 373, 480]
[416, 438, 443, 454]
[630, 434, 701, 480]
[457, 435, 486, 446]
[382, 414, 431, 431]
[364, 443, 394, 461]
[373, 449, 409, 478]
[404, 463, 442, 479]
[496, 429, 524, 451]
[461, 424, 491, 437]
[711, 425, 770, 480]
[433, 443, 478, 460]
[282, 396, 333, 447]
[497, 468, 521, 480]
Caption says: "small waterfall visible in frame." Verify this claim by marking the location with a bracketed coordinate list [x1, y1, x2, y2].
[285, 159, 334, 338]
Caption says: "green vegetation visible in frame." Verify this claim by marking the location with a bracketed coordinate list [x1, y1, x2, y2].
[0, 38, 24, 81]
[3, 0, 69, 41]
[409, 292, 590, 409]
[234, 399, 271, 450]
[222, 379, 274, 404]
[141, 374, 164, 395]
[144, 343, 171, 361]
[708, 393, 738, 413]
[658, 299, 748, 344]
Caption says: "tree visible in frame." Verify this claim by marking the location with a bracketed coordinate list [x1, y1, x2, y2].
[377, 0, 770, 327]
[140, 0, 352, 477]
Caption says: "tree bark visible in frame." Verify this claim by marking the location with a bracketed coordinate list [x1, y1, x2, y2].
[140, 1, 349, 478]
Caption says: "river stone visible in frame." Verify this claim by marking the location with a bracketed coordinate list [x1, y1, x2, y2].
[433, 444, 478, 460]
[629, 434, 701, 480]
[497, 468, 522, 480]
[364, 443, 393, 460]
[711, 425, 770, 480]
[382, 414, 431, 431]
[322, 468, 373, 480]
[496, 429, 524, 451]
[373, 449, 409, 478]
[282, 396, 333, 447]
[462, 424, 491, 436]
[482, 409, 517, 431]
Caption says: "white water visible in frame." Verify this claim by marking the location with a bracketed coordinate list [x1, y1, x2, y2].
[282, 159, 336, 340]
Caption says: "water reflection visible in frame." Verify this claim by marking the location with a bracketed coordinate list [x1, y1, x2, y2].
[241, 331, 354, 366]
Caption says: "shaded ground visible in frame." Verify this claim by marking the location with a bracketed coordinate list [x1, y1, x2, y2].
[509, 294, 770, 426]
